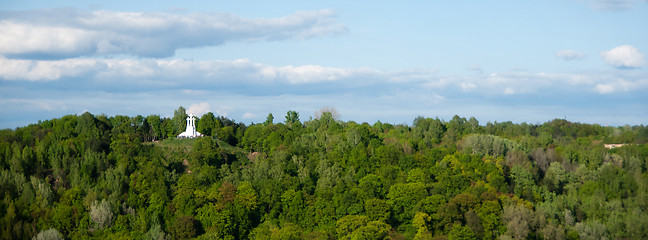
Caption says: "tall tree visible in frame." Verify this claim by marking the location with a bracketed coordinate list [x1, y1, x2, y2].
[172, 106, 188, 135]
[314, 106, 340, 120]
[264, 113, 274, 126]
[285, 111, 300, 127]
[197, 112, 218, 136]
[146, 115, 162, 141]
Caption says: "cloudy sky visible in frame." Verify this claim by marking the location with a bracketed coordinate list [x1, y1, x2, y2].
[1, 0, 647, 128]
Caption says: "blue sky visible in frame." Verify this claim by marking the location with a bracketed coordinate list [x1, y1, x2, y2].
[1, 0, 647, 128]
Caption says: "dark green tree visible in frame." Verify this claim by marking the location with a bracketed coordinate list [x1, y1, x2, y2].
[285, 110, 300, 128]
[170, 215, 200, 239]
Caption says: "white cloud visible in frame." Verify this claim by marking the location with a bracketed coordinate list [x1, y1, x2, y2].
[390, 69, 437, 83]
[594, 78, 648, 94]
[242, 112, 257, 119]
[2, 57, 647, 99]
[595, 84, 615, 94]
[0, 57, 381, 93]
[556, 50, 586, 61]
[0, 8, 347, 58]
[588, 0, 648, 11]
[600, 45, 646, 68]
[275, 65, 377, 84]
[460, 82, 476, 91]
[214, 106, 234, 118]
[451, 70, 648, 96]
[0, 56, 99, 81]
[2, 57, 647, 129]
[188, 102, 211, 116]
[4, 84, 646, 130]
[0, 21, 97, 58]
[181, 89, 209, 95]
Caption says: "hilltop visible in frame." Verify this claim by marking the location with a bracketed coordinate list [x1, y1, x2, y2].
[1, 110, 647, 239]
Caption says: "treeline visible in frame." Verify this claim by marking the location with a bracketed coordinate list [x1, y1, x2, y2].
[1, 108, 647, 239]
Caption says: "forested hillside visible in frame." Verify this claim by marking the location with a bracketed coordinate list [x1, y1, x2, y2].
[1, 108, 647, 240]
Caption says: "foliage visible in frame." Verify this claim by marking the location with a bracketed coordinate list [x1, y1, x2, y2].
[89, 199, 114, 230]
[1, 110, 647, 239]
[170, 215, 200, 239]
[32, 228, 64, 240]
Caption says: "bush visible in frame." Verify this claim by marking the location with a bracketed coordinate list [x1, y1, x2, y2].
[90, 200, 114, 229]
[170, 215, 199, 239]
[33, 228, 64, 240]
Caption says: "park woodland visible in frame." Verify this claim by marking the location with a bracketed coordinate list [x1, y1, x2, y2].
[1, 108, 647, 240]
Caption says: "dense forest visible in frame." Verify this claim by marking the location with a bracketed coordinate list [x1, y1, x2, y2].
[1, 107, 647, 240]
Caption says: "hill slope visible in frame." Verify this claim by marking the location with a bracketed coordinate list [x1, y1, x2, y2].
[1, 112, 647, 239]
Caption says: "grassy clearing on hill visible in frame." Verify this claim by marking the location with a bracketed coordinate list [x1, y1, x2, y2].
[146, 137, 197, 151]
[147, 137, 247, 156]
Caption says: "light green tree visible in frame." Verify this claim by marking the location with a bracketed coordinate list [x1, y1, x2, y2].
[33, 228, 64, 240]
[264, 113, 274, 126]
[172, 106, 187, 135]
[90, 199, 114, 229]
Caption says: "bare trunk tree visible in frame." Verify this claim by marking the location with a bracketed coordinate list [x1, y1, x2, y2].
[315, 106, 340, 120]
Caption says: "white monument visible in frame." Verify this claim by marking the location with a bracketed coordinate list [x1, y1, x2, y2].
[178, 114, 203, 138]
